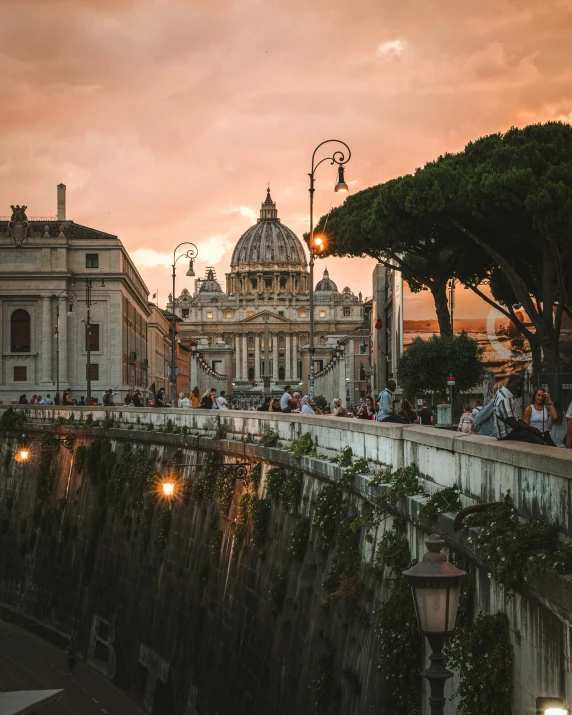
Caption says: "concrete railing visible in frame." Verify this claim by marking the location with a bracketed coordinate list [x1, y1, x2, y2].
[4, 404, 572, 534]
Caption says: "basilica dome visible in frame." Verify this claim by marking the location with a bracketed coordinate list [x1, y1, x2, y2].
[199, 268, 223, 293]
[230, 189, 307, 269]
[315, 268, 338, 293]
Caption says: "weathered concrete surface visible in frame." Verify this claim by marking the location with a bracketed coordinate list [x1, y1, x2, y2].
[1, 406, 572, 714]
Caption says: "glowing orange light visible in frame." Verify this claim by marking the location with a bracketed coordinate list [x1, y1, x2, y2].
[162, 481, 175, 497]
[18, 449, 29, 461]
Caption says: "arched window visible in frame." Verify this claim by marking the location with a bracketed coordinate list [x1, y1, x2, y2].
[278, 367, 285, 380]
[11, 309, 30, 353]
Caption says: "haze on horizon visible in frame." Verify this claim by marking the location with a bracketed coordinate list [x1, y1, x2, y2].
[2, 0, 571, 307]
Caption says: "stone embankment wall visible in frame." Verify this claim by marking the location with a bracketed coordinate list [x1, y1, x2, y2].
[0, 406, 571, 714]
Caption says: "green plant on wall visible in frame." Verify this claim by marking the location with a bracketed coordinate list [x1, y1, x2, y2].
[290, 432, 317, 459]
[35, 434, 61, 500]
[357, 465, 422, 541]
[374, 517, 421, 715]
[192, 452, 222, 504]
[74, 444, 87, 473]
[260, 429, 280, 447]
[248, 497, 271, 544]
[265, 468, 303, 513]
[287, 518, 311, 561]
[419, 485, 462, 521]
[0, 407, 26, 431]
[216, 468, 236, 516]
[445, 611, 513, 715]
[233, 492, 251, 559]
[466, 492, 572, 589]
[313, 649, 340, 715]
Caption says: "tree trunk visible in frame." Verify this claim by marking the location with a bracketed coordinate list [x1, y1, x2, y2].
[529, 337, 543, 375]
[431, 283, 453, 337]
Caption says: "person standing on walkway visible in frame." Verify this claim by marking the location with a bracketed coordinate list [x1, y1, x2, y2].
[190, 387, 202, 409]
[216, 391, 229, 410]
[65, 637, 77, 675]
[457, 405, 474, 433]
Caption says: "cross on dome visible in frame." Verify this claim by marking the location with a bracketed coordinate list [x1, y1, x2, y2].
[260, 187, 278, 221]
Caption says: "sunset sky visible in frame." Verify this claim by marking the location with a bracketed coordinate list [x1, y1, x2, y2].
[2, 0, 572, 309]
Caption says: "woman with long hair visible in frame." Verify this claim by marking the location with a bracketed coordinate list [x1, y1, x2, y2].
[398, 399, 419, 424]
[524, 386, 557, 445]
[190, 386, 201, 409]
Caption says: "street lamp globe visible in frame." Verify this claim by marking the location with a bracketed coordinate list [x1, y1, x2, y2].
[334, 165, 349, 192]
[66, 303, 74, 317]
[403, 534, 466, 635]
[186, 259, 195, 277]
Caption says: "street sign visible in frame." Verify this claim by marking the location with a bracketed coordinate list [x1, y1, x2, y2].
[447, 375, 456, 386]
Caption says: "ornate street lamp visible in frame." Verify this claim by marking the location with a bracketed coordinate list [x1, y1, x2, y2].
[403, 534, 466, 715]
[537, 698, 570, 715]
[308, 139, 351, 399]
[171, 242, 199, 407]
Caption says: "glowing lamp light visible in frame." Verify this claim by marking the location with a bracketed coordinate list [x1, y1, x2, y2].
[537, 698, 570, 715]
[162, 481, 175, 497]
[18, 449, 30, 461]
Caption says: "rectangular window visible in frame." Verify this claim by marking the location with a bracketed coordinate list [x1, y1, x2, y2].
[251, 279, 258, 290]
[319, 310, 326, 318]
[278, 311, 284, 317]
[299, 310, 308, 318]
[206, 311, 213, 319]
[265, 279, 272, 289]
[182, 309, 189, 318]
[14, 366, 27, 381]
[86, 254, 99, 268]
[86, 324, 100, 351]
[343, 307, 351, 317]
[225, 311, 233, 318]
[280, 278, 287, 289]
[87, 363, 99, 380]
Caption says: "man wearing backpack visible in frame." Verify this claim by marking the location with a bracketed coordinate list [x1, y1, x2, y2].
[201, 388, 216, 409]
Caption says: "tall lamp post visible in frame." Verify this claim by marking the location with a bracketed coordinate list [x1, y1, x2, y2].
[72, 276, 105, 403]
[54, 290, 76, 396]
[403, 534, 466, 715]
[171, 243, 199, 407]
[308, 139, 351, 399]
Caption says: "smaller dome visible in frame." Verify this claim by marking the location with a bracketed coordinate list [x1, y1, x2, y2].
[315, 268, 338, 293]
[199, 268, 222, 293]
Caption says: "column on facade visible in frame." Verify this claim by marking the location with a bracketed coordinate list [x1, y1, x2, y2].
[58, 306, 68, 386]
[292, 334, 298, 381]
[285, 333, 291, 381]
[242, 334, 247, 381]
[235, 335, 241, 381]
[41, 296, 53, 383]
[272, 332, 278, 379]
[254, 334, 261, 381]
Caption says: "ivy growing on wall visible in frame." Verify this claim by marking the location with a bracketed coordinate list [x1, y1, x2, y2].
[156, 506, 172, 553]
[191, 452, 222, 504]
[265, 468, 303, 513]
[260, 429, 280, 447]
[287, 518, 310, 561]
[0, 407, 26, 431]
[418, 485, 462, 522]
[445, 611, 513, 715]
[290, 432, 317, 459]
[74, 445, 87, 474]
[35, 434, 61, 500]
[466, 492, 572, 590]
[374, 517, 421, 715]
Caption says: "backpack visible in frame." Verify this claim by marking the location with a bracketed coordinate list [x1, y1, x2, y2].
[472, 397, 495, 436]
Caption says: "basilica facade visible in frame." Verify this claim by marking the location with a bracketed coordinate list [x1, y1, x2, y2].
[169, 189, 367, 399]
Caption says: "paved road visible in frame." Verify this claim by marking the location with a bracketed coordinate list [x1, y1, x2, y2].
[0, 619, 145, 715]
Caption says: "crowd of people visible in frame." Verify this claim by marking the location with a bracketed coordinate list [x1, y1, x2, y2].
[16, 377, 572, 448]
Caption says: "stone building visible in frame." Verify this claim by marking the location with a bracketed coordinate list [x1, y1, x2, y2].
[169, 189, 366, 401]
[0, 187, 151, 403]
